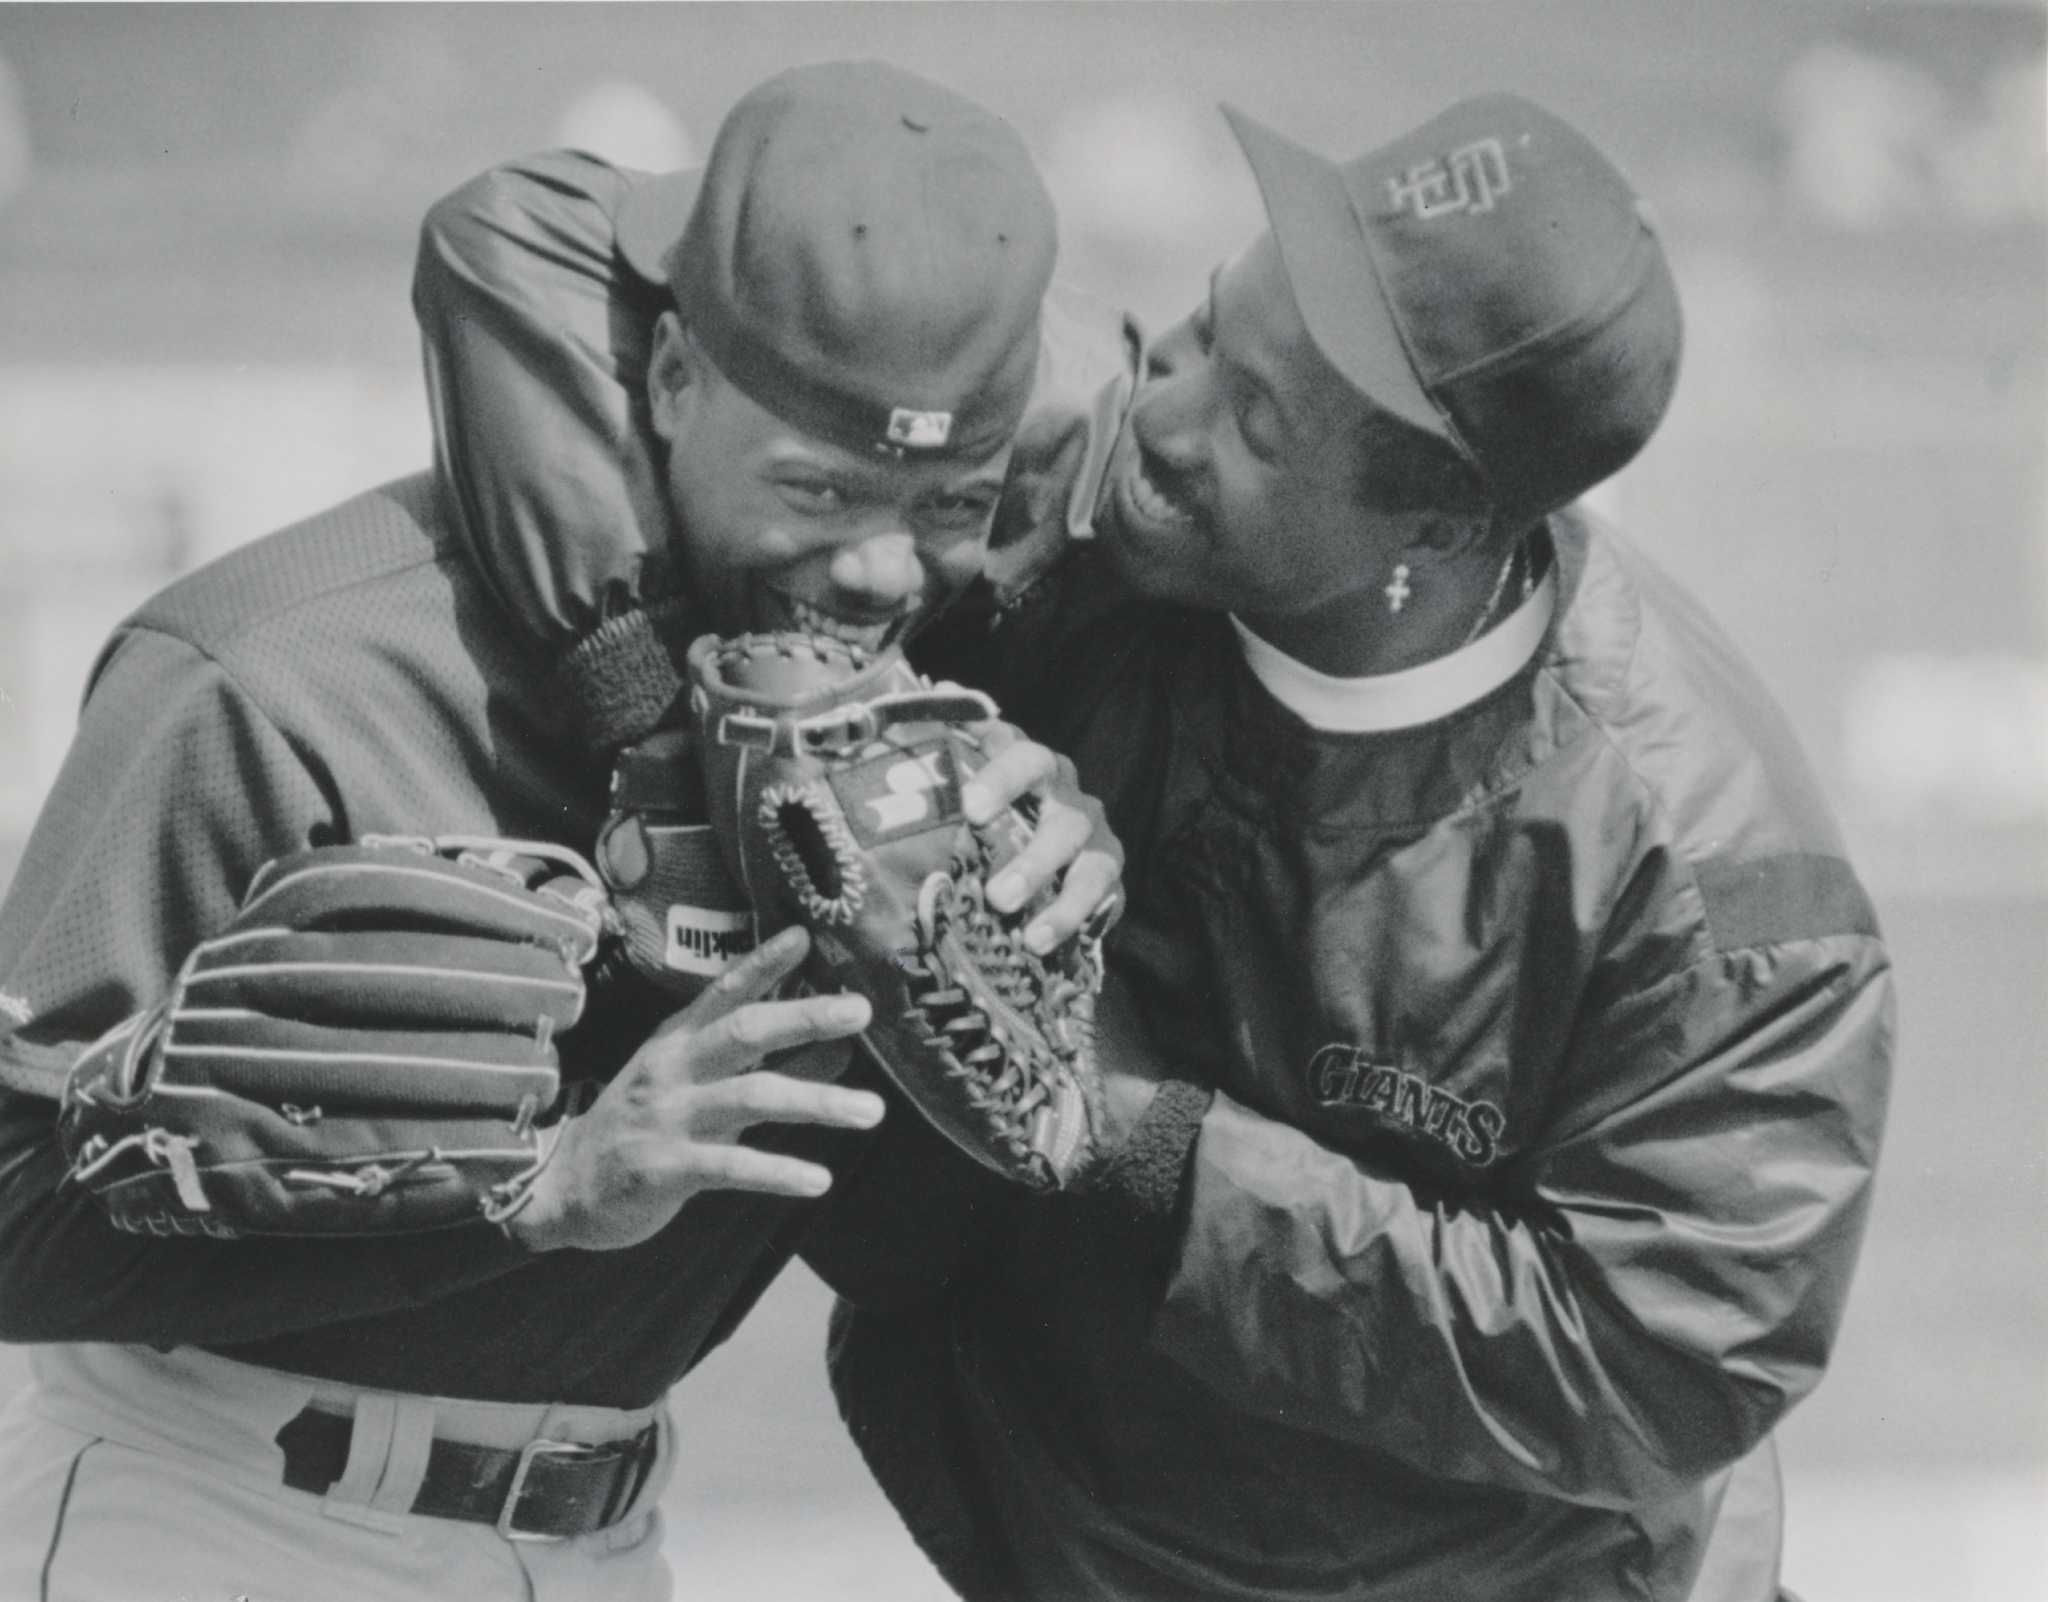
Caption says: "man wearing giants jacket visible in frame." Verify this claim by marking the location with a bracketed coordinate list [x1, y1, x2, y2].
[854, 97, 1896, 1602]
[398, 90, 1895, 1602]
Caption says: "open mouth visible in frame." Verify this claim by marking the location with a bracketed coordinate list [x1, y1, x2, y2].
[1116, 442, 1199, 534]
[766, 593, 909, 654]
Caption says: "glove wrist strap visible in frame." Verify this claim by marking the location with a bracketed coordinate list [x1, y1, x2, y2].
[712, 688, 999, 757]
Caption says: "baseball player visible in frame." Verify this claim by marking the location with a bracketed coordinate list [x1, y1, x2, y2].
[0, 61, 1117, 1602]
[393, 86, 1894, 1602]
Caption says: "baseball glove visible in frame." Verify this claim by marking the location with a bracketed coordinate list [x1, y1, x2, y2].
[593, 730, 757, 1003]
[58, 835, 605, 1237]
[688, 632, 1106, 1192]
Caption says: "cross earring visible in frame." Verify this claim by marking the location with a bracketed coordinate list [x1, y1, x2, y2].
[1384, 564, 1413, 615]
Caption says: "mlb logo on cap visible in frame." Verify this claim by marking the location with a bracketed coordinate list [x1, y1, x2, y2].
[885, 407, 955, 450]
[614, 60, 1057, 463]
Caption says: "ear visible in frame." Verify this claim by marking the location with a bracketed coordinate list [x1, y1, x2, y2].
[646, 311, 694, 443]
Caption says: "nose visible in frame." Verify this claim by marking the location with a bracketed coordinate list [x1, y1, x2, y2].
[826, 529, 925, 612]
[1144, 319, 1186, 384]
[1131, 323, 1206, 472]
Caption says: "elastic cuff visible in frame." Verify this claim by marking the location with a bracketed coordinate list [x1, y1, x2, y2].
[1079, 1079, 1212, 1282]
[550, 597, 698, 757]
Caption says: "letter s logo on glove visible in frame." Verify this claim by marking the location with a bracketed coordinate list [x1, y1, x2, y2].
[865, 752, 949, 832]
[832, 745, 963, 846]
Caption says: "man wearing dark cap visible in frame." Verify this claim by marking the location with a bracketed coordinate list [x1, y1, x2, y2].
[0, 60, 1114, 1601]
[398, 87, 1893, 1602]
[832, 93, 1894, 1602]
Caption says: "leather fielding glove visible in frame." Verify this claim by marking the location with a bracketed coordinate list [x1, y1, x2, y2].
[59, 836, 604, 1236]
[690, 632, 1110, 1192]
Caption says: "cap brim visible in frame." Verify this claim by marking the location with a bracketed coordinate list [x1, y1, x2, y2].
[616, 166, 705, 289]
[1221, 105, 1443, 443]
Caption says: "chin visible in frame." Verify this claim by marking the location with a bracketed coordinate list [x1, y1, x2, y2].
[1097, 504, 1193, 608]
[1096, 522, 1188, 607]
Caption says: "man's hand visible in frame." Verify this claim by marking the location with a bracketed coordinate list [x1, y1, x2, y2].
[960, 729, 1122, 955]
[507, 927, 883, 1253]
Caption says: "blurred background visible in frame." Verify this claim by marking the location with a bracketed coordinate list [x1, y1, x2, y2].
[0, 3, 2041, 1597]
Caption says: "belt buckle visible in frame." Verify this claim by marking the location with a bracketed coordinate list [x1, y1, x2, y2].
[497, 1437, 598, 1543]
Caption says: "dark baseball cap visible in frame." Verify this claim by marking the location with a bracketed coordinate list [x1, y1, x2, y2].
[616, 59, 1057, 463]
[1223, 93, 1682, 530]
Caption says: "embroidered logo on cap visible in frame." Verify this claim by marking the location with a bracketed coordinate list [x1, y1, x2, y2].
[885, 407, 954, 449]
[1388, 137, 1512, 220]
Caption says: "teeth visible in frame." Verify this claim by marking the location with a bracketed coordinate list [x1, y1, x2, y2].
[786, 597, 895, 651]
[1127, 460, 1191, 527]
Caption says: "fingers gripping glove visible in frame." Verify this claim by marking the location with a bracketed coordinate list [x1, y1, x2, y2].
[690, 633, 1108, 1192]
[57, 836, 605, 1237]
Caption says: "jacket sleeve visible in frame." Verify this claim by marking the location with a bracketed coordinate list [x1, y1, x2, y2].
[1139, 921, 1894, 1508]
[795, 1068, 1026, 1315]
[0, 626, 529, 1347]
[412, 149, 674, 652]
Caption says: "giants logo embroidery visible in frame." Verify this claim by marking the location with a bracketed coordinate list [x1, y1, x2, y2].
[1387, 137, 1512, 220]
[1309, 1042, 1505, 1167]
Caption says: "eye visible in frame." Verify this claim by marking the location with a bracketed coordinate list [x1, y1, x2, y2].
[1233, 383, 1284, 463]
[775, 475, 847, 515]
[918, 488, 1000, 535]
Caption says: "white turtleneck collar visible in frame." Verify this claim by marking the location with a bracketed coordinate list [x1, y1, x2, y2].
[1230, 565, 1557, 734]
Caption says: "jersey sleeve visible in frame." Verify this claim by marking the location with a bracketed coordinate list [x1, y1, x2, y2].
[0, 626, 328, 1060]
[1142, 920, 1894, 1507]
[0, 626, 529, 1347]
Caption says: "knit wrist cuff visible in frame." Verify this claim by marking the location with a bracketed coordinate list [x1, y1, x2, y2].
[1081, 1081, 1204, 1245]
[549, 597, 698, 757]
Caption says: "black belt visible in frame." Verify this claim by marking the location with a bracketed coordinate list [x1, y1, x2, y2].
[275, 1405, 659, 1541]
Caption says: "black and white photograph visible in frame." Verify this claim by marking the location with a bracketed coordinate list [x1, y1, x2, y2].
[0, 4, 2041, 1599]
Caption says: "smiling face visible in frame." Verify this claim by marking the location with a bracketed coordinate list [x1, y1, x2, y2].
[648, 314, 1013, 652]
[1097, 233, 1445, 666]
